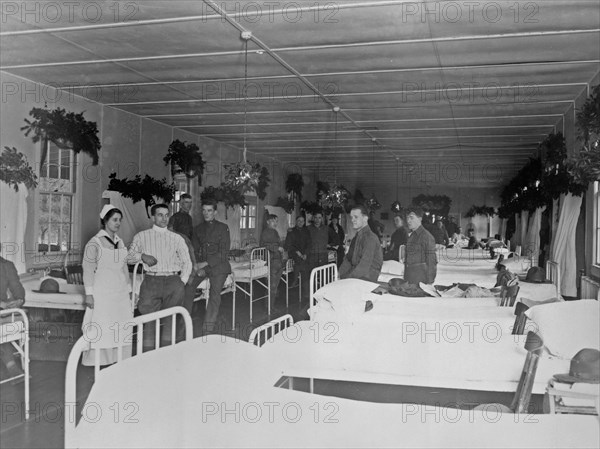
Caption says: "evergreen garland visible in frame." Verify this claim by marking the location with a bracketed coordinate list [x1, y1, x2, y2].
[465, 205, 496, 218]
[275, 196, 295, 213]
[411, 194, 452, 217]
[200, 184, 248, 210]
[163, 139, 205, 179]
[285, 173, 304, 200]
[21, 107, 101, 165]
[107, 172, 175, 217]
[0, 146, 38, 191]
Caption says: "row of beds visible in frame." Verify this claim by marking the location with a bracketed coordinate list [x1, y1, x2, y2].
[2, 247, 599, 447]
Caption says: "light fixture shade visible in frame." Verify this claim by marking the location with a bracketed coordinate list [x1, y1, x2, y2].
[391, 201, 402, 212]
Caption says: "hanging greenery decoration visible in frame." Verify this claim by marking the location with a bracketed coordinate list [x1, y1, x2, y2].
[223, 161, 270, 200]
[391, 201, 402, 213]
[411, 194, 452, 218]
[320, 185, 351, 212]
[576, 84, 600, 146]
[200, 184, 248, 210]
[21, 107, 101, 165]
[464, 205, 496, 218]
[285, 173, 304, 201]
[107, 172, 175, 218]
[498, 158, 545, 218]
[316, 181, 330, 201]
[365, 195, 382, 212]
[0, 146, 38, 191]
[163, 139, 205, 179]
[300, 200, 322, 216]
[567, 84, 600, 185]
[275, 196, 295, 214]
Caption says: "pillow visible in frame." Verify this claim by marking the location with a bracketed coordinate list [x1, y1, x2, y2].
[313, 278, 380, 308]
[381, 260, 404, 276]
[525, 300, 599, 358]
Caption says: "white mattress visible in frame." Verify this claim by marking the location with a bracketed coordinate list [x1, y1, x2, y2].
[231, 261, 270, 281]
[72, 335, 599, 449]
[263, 321, 569, 395]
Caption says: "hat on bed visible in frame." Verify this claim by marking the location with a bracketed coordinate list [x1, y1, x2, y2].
[522, 266, 551, 284]
[32, 278, 66, 294]
[554, 348, 600, 384]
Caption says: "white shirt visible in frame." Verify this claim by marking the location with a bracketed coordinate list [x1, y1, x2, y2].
[128, 225, 192, 284]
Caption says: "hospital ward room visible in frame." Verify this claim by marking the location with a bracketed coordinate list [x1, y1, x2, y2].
[1, 1, 599, 448]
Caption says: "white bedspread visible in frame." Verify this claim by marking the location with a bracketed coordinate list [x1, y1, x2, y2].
[71, 335, 599, 449]
[263, 321, 568, 395]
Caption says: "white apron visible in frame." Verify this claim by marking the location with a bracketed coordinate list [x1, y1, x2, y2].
[82, 237, 133, 366]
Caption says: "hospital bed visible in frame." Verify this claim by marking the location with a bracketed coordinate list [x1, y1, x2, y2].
[67, 329, 599, 449]
[64, 306, 193, 448]
[232, 247, 271, 324]
[0, 308, 30, 420]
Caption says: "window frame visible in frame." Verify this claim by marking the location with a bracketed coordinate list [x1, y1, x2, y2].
[31, 140, 81, 267]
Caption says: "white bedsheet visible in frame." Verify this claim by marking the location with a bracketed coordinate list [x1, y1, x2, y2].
[263, 321, 568, 395]
[231, 260, 270, 281]
[72, 335, 599, 449]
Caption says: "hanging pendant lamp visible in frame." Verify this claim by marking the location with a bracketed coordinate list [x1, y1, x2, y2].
[323, 106, 349, 211]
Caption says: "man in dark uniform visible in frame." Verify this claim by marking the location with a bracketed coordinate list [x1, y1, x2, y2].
[339, 205, 383, 282]
[307, 211, 335, 270]
[260, 214, 284, 308]
[431, 220, 450, 246]
[168, 193, 194, 240]
[192, 199, 231, 333]
[405, 206, 438, 285]
[384, 214, 408, 261]
[445, 216, 458, 238]
[285, 215, 311, 301]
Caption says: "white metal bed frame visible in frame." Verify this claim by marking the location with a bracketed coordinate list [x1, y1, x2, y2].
[309, 263, 339, 318]
[0, 308, 30, 420]
[64, 306, 193, 448]
[232, 247, 271, 325]
[280, 258, 300, 308]
[248, 313, 294, 347]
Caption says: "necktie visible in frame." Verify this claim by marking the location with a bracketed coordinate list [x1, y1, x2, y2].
[103, 236, 119, 249]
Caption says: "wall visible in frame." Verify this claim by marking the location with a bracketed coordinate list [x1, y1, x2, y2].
[0, 72, 290, 271]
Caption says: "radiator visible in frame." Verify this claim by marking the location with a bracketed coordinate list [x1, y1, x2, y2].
[581, 276, 600, 300]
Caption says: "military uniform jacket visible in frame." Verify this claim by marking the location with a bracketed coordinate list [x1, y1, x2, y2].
[192, 220, 232, 276]
[168, 211, 194, 240]
[285, 226, 311, 260]
[406, 225, 437, 284]
[308, 225, 334, 256]
[260, 227, 283, 263]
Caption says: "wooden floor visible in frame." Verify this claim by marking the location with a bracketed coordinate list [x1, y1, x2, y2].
[1, 282, 544, 448]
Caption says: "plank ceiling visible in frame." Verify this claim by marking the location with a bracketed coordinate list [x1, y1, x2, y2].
[1, 0, 599, 190]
